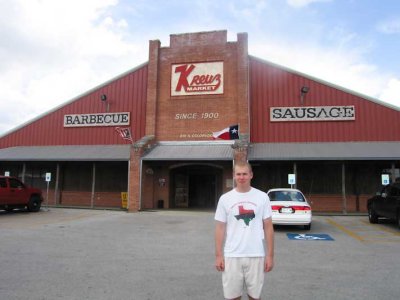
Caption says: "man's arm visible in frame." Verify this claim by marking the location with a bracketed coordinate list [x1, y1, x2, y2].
[263, 217, 274, 272]
[215, 221, 226, 272]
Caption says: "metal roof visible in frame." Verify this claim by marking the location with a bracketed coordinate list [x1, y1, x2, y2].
[248, 142, 400, 161]
[1, 142, 399, 162]
[0, 145, 131, 161]
[142, 141, 235, 161]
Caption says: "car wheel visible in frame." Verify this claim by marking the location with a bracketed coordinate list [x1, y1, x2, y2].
[368, 206, 379, 224]
[5, 206, 14, 212]
[27, 196, 41, 212]
[304, 223, 311, 230]
[397, 212, 400, 229]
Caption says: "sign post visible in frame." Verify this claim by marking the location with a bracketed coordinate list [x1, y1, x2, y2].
[288, 174, 296, 189]
[45, 173, 51, 210]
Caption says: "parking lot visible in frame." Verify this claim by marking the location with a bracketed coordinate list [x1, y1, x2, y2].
[1, 208, 399, 300]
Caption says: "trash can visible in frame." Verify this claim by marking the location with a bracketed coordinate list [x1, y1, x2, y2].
[157, 199, 164, 209]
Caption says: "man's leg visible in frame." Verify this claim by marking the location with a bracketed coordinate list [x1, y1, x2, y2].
[223, 257, 244, 300]
[244, 257, 265, 300]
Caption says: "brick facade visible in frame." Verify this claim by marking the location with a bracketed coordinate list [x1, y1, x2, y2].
[146, 30, 249, 142]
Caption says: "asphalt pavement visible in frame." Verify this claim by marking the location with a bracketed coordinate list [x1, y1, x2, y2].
[0, 208, 399, 300]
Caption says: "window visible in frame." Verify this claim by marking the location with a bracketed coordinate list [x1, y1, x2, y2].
[0, 178, 7, 188]
[298, 162, 341, 194]
[62, 162, 92, 191]
[268, 190, 305, 202]
[9, 178, 24, 188]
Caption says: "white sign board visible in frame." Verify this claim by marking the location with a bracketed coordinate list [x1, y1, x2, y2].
[381, 174, 390, 185]
[288, 174, 296, 185]
[45, 173, 52, 182]
[64, 112, 130, 127]
[4, 171, 10, 176]
[270, 106, 355, 122]
[171, 62, 224, 96]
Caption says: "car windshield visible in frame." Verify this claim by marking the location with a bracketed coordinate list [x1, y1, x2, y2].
[268, 190, 305, 202]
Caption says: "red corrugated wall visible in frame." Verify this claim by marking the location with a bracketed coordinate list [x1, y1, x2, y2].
[0, 64, 148, 147]
[249, 56, 400, 143]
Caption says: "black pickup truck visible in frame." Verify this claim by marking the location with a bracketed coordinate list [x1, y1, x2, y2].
[367, 183, 400, 228]
[0, 176, 43, 212]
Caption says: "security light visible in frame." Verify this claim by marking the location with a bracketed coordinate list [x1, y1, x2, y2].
[301, 86, 309, 95]
[300, 86, 310, 104]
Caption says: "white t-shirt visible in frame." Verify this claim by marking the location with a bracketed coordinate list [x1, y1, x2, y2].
[214, 187, 272, 257]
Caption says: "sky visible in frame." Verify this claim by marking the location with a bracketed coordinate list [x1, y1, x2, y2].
[1, 0, 400, 136]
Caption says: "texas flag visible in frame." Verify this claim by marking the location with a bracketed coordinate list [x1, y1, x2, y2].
[212, 124, 239, 140]
[115, 127, 133, 143]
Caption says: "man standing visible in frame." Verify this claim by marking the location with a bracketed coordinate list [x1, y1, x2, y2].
[215, 161, 274, 300]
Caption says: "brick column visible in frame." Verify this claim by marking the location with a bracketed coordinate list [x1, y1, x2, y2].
[128, 136, 155, 212]
[236, 32, 250, 137]
[128, 146, 142, 212]
[232, 138, 249, 164]
[145, 39, 160, 136]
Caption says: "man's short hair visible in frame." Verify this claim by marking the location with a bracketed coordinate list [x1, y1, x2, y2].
[234, 161, 253, 173]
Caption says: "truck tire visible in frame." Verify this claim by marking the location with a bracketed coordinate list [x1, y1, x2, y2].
[27, 196, 41, 212]
[368, 206, 379, 224]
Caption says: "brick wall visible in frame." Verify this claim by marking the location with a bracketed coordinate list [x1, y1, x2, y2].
[57, 191, 123, 208]
[308, 194, 369, 213]
[59, 191, 92, 206]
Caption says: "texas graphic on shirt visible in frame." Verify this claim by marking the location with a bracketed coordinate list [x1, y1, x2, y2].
[234, 205, 255, 226]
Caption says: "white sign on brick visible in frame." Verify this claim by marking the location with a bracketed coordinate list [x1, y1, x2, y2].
[171, 62, 224, 96]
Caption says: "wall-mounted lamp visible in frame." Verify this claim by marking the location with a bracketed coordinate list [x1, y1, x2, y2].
[100, 94, 110, 112]
[300, 86, 309, 105]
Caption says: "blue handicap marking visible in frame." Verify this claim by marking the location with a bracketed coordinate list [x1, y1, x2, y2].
[287, 233, 334, 241]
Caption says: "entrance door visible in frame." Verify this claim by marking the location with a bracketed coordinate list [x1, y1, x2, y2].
[174, 174, 189, 208]
[189, 174, 215, 208]
[171, 165, 222, 209]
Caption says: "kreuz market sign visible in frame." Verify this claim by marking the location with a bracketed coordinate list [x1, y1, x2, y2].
[64, 112, 130, 127]
[171, 62, 223, 96]
[270, 106, 355, 122]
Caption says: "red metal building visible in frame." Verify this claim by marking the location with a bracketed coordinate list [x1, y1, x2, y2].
[1, 30, 399, 213]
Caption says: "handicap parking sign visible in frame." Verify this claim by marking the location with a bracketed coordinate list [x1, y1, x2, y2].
[381, 174, 390, 185]
[287, 233, 334, 241]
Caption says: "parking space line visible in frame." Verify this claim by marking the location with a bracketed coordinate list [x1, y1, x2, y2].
[360, 237, 400, 244]
[325, 218, 365, 242]
[360, 219, 400, 236]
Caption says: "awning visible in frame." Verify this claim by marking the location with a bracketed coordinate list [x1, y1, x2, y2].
[142, 142, 234, 161]
[248, 142, 400, 161]
[0, 145, 131, 161]
[1, 142, 398, 162]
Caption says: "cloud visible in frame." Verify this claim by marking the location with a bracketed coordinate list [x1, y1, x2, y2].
[380, 78, 400, 107]
[286, 0, 332, 8]
[376, 18, 400, 34]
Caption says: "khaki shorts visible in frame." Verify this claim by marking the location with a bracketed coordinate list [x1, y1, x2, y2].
[222, 257, 265, 299]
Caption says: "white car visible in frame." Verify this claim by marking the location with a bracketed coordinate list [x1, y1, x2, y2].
[267, 188, 312, 230]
